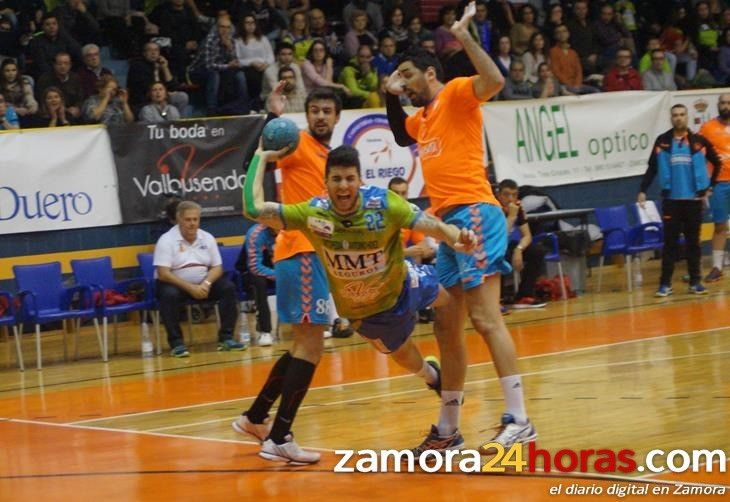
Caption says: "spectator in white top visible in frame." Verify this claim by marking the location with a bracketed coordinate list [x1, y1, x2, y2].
[261, 41, 305, 102]
[153, 201, 244, 357]
[235, 14, 274, 110]
[522, 32, 549, 83]
[139, 81, 181, 122]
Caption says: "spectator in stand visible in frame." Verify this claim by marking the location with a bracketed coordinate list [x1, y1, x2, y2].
[550, 24, 599, 94]
[235, 14, 274, 111]
[301, 38, 351, 96]
[338, 43, 379, 108]
[565, 0, 599, 77]
[82, 74, 134, 125]
[639, 37, 676, 78]
[308, 8, 344, 65]
[691, 1, 721, 72]
[36, 52, 83, 120]
[718, 28, 730, 83]
[660, 7, 698, 81]
[0, 59, 38, 125]
[78, 44, 113, 100]
[509, 4, 539, 57]
[383, 0, 419, 23]
[282, 11, 313, 62]
[522, 32, 548, 83]
[493, 34, 514, 77]
[278, 0, 311, 22]
[544, 3, 565, 46]
[593, 4, 633, 69]
[500, 59, 533, 100]
[469, 1, 496, 54]
[267, 65, 306, 112]
[127, 41, 189, 116]
[149, 0, 201, 82]
[419, 34, 437, 55]
[0, 13, 22, 64]
[26, 87, 79, 128]
[231, 0, 286, 43]
[342, 0, 383, 34]
[532, 62, 571, 98]
[642, 49, 677, 90]
[373, 35, 398, 76]
[603, 47, 643, 91]
[189, 15, 249, 115]
[28, 13, 82, 78]
[379, 6, 410, 54]
[435, 4, 475, 79]
[261, 41, 305, 102]
[344, 9, 378, 60]
[52, 0, 101, 47]
[0, 91, 18, 130]
[139, 81, 181, 122]
[407, 16, 432, 50]
[614, 0, 639, 48]
[96, 0, 133, 59]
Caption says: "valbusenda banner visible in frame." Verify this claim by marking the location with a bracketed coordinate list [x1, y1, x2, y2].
[482, 91, 671, 187]
[0, 127, 122, 235]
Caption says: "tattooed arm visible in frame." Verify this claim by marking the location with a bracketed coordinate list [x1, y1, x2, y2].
[413, 212, 477, 253]
[242, 148, 287, 230]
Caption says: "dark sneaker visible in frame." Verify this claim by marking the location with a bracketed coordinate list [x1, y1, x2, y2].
[217, 339, 246, 351]
[654, 285, 673, 298]
[704, 267, 723, 283]
[478, 413, 537, 455]
[424, 355, 441, 397]
[688, 283, 708, 295]
[332, 318, 354, 338]
[411, 425, 465, 459]
[513, 297, 548, 309]
[170, 345, 190, 358]
[500, 304, 511, 315]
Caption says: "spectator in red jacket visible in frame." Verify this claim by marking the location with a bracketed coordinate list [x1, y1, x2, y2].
[603, 47, 643, 91]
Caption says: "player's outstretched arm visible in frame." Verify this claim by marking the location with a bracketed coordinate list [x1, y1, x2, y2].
[450, 1, 504, 101]
[243, 148, 287, 230]
[414, 213, 477, 253]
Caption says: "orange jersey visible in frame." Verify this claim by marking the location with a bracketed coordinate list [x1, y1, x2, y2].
[274, 130, 329, 262]
[699, 118, 730, 182]
[400, 227, 425, 248]
[405, 76, 499, 215]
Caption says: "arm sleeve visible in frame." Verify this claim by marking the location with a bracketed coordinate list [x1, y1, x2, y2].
[640, 138, 660, 193]
[385, 92, 416, 146]
[280, 201, 311, 231]
[153, 238, 173, 267]
[250, 234, 276, 279]
[388, 191, 421, 229]
[700, 135, 722, 186]
[209, 238, 223, 267]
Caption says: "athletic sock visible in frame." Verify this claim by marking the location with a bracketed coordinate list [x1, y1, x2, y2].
[713, 250, 725, 270]
[416, 359, 438, 386]
[268, 357, 317, 444]
[500, 375, 528, 425]
[245, 351, 293, 423]
[437, 390, 463, 436]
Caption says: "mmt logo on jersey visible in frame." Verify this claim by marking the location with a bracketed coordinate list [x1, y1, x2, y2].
[323, 248, 386, 279]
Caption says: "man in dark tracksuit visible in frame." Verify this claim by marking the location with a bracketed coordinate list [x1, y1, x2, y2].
[638, 103, 721, 297]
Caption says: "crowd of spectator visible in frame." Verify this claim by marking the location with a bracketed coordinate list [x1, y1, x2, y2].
[1, 0, 729, 130]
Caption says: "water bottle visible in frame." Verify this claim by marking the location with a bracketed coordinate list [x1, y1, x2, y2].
[633, 257, 643, 287]
[141, 322, 154, 358]
[238, 311, 251, 348]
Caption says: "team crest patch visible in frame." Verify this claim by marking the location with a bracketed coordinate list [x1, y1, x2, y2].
[365, 197, 384, 209]
[307, 216, 334, 237]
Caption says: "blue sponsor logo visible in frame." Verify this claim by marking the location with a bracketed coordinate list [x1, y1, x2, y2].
[0, 186, 93, 222]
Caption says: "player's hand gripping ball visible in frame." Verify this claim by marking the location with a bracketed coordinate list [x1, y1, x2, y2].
[262, 117, 300, 156]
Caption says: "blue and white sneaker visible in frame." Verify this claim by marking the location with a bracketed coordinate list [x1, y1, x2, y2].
[479, 413, 537, 455]
[217, 339, 246, 351]
[688, 283, 708, 295]
[170, 345, 190, 358]
[654, 285, 673, 297]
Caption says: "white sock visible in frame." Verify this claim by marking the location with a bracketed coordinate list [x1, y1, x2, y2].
[416, 360, 438, 386]
[713, 250, 725, 270]
[500, 375, 527, 425]
[437, 390, 463, 436]
[327, 294, 339, 324]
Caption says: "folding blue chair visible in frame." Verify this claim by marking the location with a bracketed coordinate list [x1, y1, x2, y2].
[0, 291, 24, 371]
[71, 256, 158, 360]
[595, 205, 664, 292]
[14, 262, 103, 370]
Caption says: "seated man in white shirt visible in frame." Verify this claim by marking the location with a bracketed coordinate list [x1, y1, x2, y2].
[153, 201, 245, 357]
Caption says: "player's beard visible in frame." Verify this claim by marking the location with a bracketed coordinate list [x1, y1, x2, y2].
[310, 127, 333, 142]
[720, 108, 730, 121]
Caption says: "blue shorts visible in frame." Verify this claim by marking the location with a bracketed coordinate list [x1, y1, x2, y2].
[437, 203, 512, 290]
[355, 262, 440, 354]
[709, 182, 730, 223]
[274, 252, 330, 325]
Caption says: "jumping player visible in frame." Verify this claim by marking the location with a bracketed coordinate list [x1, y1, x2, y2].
[385, 1, 536, 455]
[242, 144, 477, 464]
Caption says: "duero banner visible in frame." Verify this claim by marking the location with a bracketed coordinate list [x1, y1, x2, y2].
[109, 116, 265, 223]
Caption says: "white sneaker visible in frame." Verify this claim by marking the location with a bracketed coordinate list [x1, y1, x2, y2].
[323, 330, 332, 339]
[260, 434, 321, 465]
[257, 332, 273, 346]
[478, 413, 537, 455]
[231, 414, 271, 443]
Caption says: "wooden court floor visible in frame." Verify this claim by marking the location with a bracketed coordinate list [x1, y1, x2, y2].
[1, 262, 728, 501]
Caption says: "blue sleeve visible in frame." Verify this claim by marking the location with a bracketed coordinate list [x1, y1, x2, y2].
[247, 227, 276, 280]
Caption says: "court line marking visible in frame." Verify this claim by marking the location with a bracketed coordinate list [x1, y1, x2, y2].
[68, 325, 729, 425]
[138, 348, 730, 433]
[3, 418, 727, 488]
